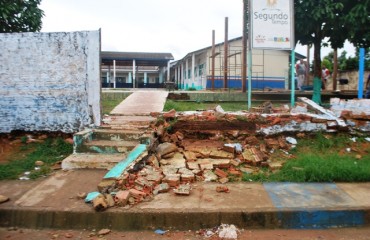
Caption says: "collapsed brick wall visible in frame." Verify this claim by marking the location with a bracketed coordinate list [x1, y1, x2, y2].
[0, 31, 101, 133]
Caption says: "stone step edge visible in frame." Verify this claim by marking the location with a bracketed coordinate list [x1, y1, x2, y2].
[1, 207, 369, 231]
[61, 153, 126, 170]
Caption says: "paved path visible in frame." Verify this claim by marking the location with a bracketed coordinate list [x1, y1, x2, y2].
[1, 170, 369, 230]
[110, 90, 168, 116]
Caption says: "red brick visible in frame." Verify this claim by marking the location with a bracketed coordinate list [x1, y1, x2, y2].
[129, 189, 147, 200]
[114, 190, 131, 206]
[214, 168, 228, 178]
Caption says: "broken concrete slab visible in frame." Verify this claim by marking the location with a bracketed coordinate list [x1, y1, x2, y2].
[97, 179, 116, 192]
[183, 151, 198, 160]
[156, 142, 178, 157]
[153, 183, 170, 195]
[186, 161, 200, 170]
[162, 174, 181, 187]
[161, 152, 186, 169]
[174, 184, 191, 196]
[299, 97, 347, 127]
[203, 170, 218, 182]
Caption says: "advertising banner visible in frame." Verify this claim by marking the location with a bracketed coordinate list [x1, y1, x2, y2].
[250, 0, 294, 50]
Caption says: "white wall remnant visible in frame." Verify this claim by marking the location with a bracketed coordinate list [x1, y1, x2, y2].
[0, 30, 101, 133]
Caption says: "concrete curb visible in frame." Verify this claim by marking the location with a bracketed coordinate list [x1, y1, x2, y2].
[1, 207, 369, 230]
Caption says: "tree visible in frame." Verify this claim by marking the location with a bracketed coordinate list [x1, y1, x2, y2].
[295, 1, 369, 94]
[294, 0, 344, 79]
[344, 0, 370, 48]
[325, 0, 370, 89]
[0, 0, 44, 33]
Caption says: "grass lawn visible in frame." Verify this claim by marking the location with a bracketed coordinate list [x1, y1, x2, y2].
[164, 100, 257, 112]
[244, 133, 370, 182]
[0, 138, 72, 180]
[101, 98, 125, 115]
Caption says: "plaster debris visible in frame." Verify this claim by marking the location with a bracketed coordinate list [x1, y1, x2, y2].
[218, 224, 238, 239]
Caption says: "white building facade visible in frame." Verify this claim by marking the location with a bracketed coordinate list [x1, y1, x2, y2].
[172, 37, 303, 90]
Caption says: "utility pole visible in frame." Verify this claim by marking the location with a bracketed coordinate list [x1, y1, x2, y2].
[224, 17, 228, 89]
[212, 30, 215, 90]
[242, 0, 247, 93]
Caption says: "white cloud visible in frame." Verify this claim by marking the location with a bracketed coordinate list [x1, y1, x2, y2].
[40, 0, 356, 61]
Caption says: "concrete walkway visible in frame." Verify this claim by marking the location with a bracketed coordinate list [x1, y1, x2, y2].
[0, 169, 369, 230]
[1, 90, 370, 231]
[110, 90, 168, 116]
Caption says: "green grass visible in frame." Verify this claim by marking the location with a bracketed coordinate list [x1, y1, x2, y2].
[101, 98, 124, 114]
[164, 100, 251, 112]
[0, 138, 72, 180]
[244, 133, 370, 182]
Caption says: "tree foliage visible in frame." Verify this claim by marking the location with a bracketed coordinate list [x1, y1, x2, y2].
[324, 49, 370, 71]
[344, 0, 370, 48]
[294, 0, 344, 78]
[0, 0, 44, 33]
[294, 0, 370, 78]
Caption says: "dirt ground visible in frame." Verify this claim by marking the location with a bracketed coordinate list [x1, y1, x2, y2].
[0, 132, 72, 164]
[1, 227, 370, 240]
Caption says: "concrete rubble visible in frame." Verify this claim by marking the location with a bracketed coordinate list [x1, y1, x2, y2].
[84, 98, 370, 211]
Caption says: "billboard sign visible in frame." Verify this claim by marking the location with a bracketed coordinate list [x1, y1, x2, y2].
[250, 0, 294, 50]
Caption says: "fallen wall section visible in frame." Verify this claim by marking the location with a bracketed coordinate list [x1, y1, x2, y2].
[0, 31, 101, 133]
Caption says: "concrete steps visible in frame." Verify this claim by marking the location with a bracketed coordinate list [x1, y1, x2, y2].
[102, 115, 156, 130]
[65, 116, 154, 170]
[92, 129, 150, 141]
[62, 91, 164, 170]
[80, 140, 139, 154]
[61, 153, 126, 170]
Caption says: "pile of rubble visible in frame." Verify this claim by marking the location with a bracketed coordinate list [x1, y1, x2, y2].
[84, 98, 370, 211]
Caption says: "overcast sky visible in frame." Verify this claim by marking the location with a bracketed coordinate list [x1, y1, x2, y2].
[39, 0, 355, 61]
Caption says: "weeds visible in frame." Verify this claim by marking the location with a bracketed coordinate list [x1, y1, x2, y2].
[0, 138, 72, 180]
[101, 98, 124, 115]
[244, 133, 370, 183]
[164, 100, 251, 112]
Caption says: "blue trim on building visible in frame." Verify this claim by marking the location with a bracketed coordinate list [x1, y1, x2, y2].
[206, 76, 285, 89]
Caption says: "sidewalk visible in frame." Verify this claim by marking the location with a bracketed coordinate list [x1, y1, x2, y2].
[110, 90, 168, 116]
[0, 169, 369, 230]
[1, 90, 369, 231]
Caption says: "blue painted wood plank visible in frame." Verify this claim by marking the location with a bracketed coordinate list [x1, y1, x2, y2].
[103, 144, 146, 179]
[85, 192, 100, 203]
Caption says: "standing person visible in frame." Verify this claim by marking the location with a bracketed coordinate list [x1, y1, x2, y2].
[321, 66, 330, 90]
[296, 60, 307, 90]
[366, 73, 370, 99]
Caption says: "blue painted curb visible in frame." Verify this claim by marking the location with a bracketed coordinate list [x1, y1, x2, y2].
[264, 182, 367, 229]
[277, 210, 365, 229]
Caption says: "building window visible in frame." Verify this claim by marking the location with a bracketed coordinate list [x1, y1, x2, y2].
[188, 69, 191, 79]
[195, 67, 198, 77]
[116, 77, 126, 83]
[102, 77, 107, 83]
[199, 64, 204, 76]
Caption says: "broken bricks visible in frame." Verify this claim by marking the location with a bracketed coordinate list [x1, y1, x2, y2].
[216, 185, 230, 193]
[85, 97, 370, 211]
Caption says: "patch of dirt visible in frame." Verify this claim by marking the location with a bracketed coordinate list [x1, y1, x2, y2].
[0, 131, 73, 164]
[2, 227, 370, 240]
[0, 134, 26, 164]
